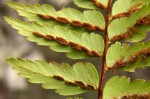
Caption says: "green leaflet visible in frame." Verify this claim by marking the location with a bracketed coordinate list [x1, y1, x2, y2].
[125, 32, 146, 42]
[106, 41, 150, 70]
[109, 4, 150, 42]
[103, 76, 150, 99]
[73, 0, 109, 9]
[7, 58, 99, 95]
[112, 0, 139, 17]
[106, 42, 129, 68]
[7, 2, 105, 32]
[108, 16, 136, 41]
[112, 0, 150, 17]
[5, 17, 104, 59]
[125, 25, 150, 42]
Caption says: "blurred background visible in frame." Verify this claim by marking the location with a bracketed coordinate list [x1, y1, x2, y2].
[0, 0, 150, 99]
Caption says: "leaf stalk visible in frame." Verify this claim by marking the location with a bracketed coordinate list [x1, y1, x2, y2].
[98, 0, 112, 99]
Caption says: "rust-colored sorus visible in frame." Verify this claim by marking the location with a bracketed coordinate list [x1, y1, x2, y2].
[137, 15, 150, 25]
[37, 14, 104, 31]
[92, 0, 107, 9]
[33, 32, 100, 57]
[110, 27, 136, 42]
[112, 3, 141, 19]
[108, 48, 150, 70]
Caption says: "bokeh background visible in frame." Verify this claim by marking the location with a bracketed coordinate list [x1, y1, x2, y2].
[0, 0, 150, 99]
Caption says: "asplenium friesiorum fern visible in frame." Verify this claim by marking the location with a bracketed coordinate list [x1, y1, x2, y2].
[4, 0, 150, 99]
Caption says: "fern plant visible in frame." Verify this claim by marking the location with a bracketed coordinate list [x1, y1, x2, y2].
[4, 0, 150, 99]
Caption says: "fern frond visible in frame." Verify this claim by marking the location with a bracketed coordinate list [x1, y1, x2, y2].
[103, 76, 150, 99]
[7, 58, 99, 95]
[112, 0, 150, 18]
[109, 5, 150, 42]
[73, 0, 109, 9]
[106, 41, 150, 70]
[7, 2, 105, 32]
[5, 17, 104, 59]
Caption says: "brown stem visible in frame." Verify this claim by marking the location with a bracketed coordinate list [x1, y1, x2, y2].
[98, 0, 112, 99]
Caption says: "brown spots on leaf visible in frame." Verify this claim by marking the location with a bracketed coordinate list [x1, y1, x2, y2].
[33, 32, 100, 57]
[37, 14, 104, 31]
[44, 35, 55, 40]
[75, 81, 86, 86]
[108, 47, 150, 70]
[112, 13, 128, 19]
[53, 76, 95, 90]
[33, 32, 44, 37]
[112, 9, 139, 19]
[69, 42, 82, 51]
[80, 86, 94, 90]
[87, 51, 96, 57]
[110, 35, 122, 42]
[92, 0, 107, 9]
[53, 75, 64, 81]
[65, 81, 78, 86]
[84, 23, 103, 31]
[33, 32, 55, 40]
[87, 85, 95, 90]
[56, 37, 69, 45]
[91, 51, 101, 57]
[82, 47, 100, 57]
[141, 48, 150, 56]
[55, 17, 69, 23]
[137, 15, 150, 25]
[71, 21, 83, 27]
[130, 3, 141, 12]
[112, 3, 141, 19]
[38, 14, 54, 20]
[141, 55, 147, 61]
[96, 2, 107, 9]
[111, 15, 150, 42]
[112, 58, 124, 69]
[95, 26, 104, 32]
[69, 42, 100, 56]
[110, 28, 136, 42]
[84, 23, 96, 31]
[74, 81, 95, 90]
[82, 46, 90, 52]
[55, 79, 95, 90]
[82, 47, 97, 57]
